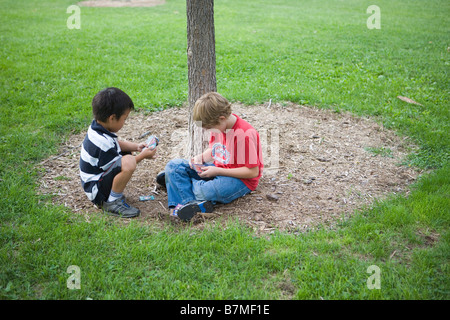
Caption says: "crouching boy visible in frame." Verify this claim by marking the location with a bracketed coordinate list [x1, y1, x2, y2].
[79, 87, 157, 218]
[160, 92, 263, 221]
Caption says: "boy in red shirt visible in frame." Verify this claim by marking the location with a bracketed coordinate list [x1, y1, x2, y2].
[160, 92, 263, 221]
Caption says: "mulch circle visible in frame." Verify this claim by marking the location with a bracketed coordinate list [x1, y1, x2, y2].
[38, 103, 421, 234]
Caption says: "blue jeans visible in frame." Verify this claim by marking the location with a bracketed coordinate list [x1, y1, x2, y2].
[165, 159, 251, 208]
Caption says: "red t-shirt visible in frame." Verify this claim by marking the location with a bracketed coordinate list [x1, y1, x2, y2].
[208, 114, 263, 191]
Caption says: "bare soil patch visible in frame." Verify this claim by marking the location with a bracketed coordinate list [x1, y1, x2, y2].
[38, 103, 420, 234]
[78, 0, 165, 8]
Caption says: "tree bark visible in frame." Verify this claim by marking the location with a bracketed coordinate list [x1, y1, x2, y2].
[186, 0, 217, 158]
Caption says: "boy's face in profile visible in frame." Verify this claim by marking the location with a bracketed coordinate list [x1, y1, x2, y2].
[103, 108, 131, 133]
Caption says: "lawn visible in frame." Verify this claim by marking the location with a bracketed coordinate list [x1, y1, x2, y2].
[0, 0, 449, 300]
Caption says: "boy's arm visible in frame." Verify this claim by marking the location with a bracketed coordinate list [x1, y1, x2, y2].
[118, 140, 156, 163]
[192, 148, 213, 164]
[118, 140, 140, 153]
[199, 165, 259, 179]
[202, 148, 213, 163]
[135, 147, 156, 163]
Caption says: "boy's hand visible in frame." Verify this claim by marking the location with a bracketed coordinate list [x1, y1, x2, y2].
[136, 143, 147, 152]
[189, 154, 203, 170]
[140, 146, 157, 159]
[198, 166, 220, 178]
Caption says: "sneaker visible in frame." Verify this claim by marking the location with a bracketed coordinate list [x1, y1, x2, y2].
[174, 201, 214, 222]
[156, 171, 166, 188]
[102, 196, 140, 218]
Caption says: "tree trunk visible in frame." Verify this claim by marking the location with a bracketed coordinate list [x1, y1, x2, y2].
[186, 0, 217, 158]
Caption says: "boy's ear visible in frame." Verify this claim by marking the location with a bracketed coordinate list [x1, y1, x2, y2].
[108, 114, 117, 122]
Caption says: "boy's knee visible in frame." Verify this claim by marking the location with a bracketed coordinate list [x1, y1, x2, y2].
[192, 182, 208, 201]
[165, 158, 187, 173]
[121, 155, 137, 173]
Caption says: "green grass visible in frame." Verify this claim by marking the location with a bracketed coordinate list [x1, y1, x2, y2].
[365, 147, 393, 158]
[1, 0, 449, 299]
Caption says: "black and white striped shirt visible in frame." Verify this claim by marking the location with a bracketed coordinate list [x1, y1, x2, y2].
[79, 120, 122, 202]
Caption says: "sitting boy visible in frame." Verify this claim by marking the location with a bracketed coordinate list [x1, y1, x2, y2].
[79, 87, 157, 218]
[160, 92, 263, 221]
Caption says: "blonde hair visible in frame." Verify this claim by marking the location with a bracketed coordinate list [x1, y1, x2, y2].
[192, 92, 232, 128]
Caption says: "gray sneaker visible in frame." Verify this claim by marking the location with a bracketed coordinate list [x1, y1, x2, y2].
[102, 196, 140, 218]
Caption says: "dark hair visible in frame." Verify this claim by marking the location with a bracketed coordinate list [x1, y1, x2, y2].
[92, 87, 134, 122]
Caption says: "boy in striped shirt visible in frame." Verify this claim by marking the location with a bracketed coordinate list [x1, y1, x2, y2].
[79, 87, 157, 218]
